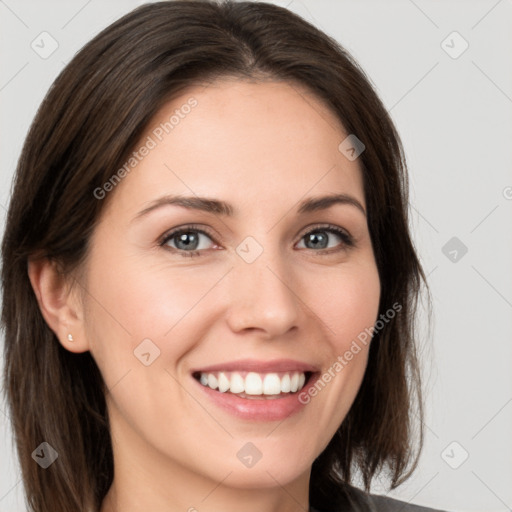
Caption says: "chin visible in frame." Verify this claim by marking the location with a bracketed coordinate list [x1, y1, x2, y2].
[217, 461, 309, 490]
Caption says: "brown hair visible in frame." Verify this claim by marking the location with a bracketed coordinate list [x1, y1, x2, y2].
[1, 1, 429, 511]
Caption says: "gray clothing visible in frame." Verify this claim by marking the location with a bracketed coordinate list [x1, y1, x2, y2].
[310, 484, 448, 512]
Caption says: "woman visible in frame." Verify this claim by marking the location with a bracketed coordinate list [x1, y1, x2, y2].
[1, 1, 445, 511]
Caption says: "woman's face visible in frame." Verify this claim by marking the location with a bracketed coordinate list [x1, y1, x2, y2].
[79, 79, 380, 492]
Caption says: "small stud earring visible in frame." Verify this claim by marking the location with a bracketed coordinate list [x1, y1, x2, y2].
[67, 333, 74, 342]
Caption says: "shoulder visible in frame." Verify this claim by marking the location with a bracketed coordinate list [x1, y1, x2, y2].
[361, 490, 448, 512]
[312, 484, 449, 512]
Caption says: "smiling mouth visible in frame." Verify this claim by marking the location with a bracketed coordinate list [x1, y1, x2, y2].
[192, 370, 313, 399]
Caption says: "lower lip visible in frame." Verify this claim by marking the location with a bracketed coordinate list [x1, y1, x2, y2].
[193, 374, 319, 422]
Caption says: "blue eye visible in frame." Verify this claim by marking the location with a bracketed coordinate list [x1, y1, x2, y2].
[160, 226, 217, 257]
[160, 224, 354, 258]
[297, 225, 354, 252]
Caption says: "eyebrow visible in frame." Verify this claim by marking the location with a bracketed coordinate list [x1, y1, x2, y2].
[133, 192, 366, 221]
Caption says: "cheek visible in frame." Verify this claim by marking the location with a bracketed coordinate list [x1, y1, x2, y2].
[314, 260, 381, 351]
[297, 260, 380, 436]
[82, 244, 230, 371]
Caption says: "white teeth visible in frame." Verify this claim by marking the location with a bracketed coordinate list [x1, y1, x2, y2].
[290, 373, 300, 392]
[280, 374, 291, 393]
[230, 373, 245, 394]
[207, 373, 218, 390]
[245, 372, 263, 395]
[196, 370, 309, 396]
[218, 372, 230, 393]
[263, 373, 282, 395]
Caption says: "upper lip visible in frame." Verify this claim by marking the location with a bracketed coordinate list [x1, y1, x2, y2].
[191, 358, 319, 374]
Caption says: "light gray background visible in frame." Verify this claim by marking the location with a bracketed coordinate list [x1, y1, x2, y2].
[1, 1, 511, 511]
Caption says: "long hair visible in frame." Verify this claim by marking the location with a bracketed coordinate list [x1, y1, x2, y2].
[1, 2, 429, 511]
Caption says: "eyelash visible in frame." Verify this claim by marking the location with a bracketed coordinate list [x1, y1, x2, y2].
[159, 223, 355, 258]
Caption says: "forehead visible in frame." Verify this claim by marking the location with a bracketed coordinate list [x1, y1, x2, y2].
[104, 78, 365, 218]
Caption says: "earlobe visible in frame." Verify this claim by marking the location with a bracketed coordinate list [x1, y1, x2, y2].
[27, 257, 90, 353]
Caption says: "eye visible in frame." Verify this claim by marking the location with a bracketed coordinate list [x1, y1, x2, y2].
[296, 224, 354, 253]
[160, 225, 218, 257]
[159, 223, 354, 258]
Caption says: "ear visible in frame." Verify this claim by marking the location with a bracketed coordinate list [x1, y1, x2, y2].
[27, 256, 90, 353]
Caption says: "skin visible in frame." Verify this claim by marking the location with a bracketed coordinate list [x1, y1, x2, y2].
[29, 79, 381, 512]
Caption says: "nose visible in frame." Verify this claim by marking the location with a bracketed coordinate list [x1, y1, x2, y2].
[225, 249, 301, 339]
